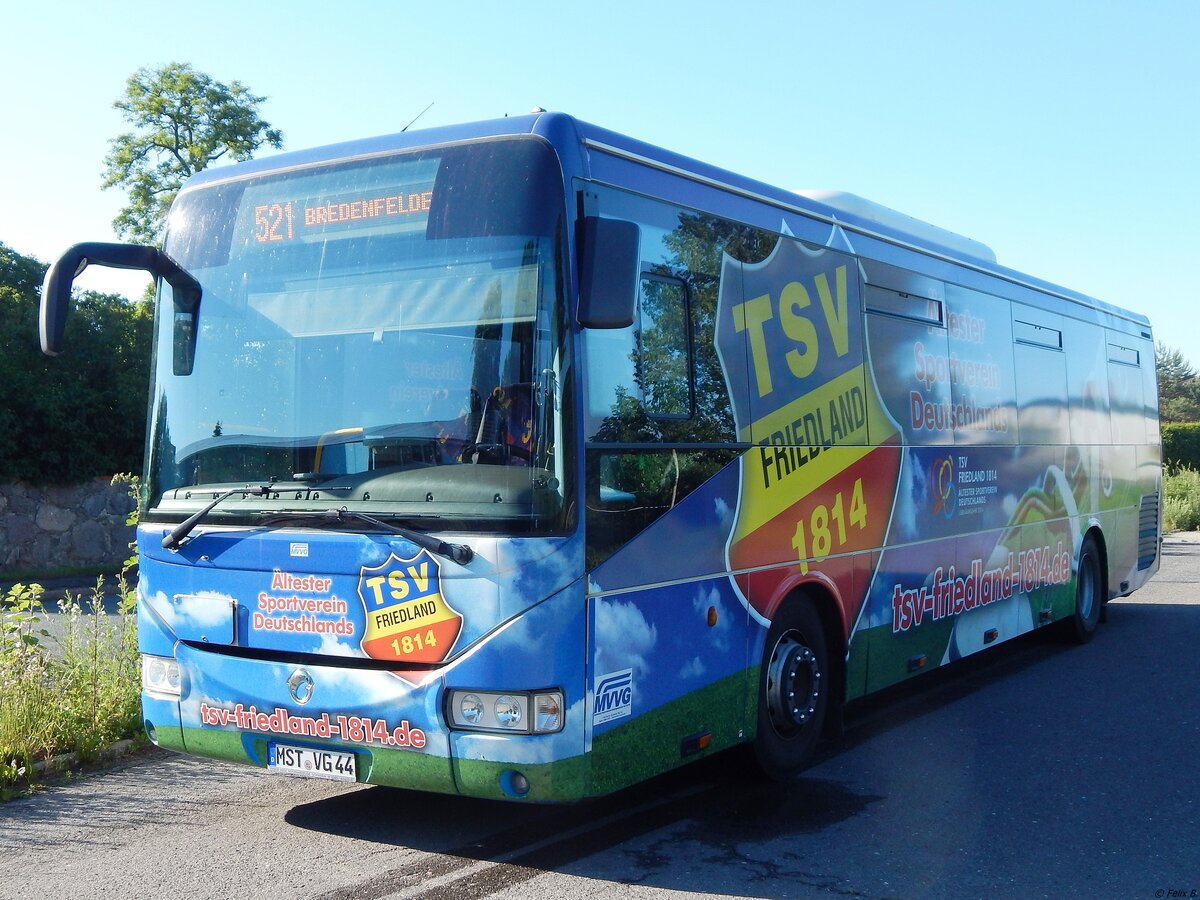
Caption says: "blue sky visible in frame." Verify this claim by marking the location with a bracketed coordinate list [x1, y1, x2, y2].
[4, 1, 1197, 367]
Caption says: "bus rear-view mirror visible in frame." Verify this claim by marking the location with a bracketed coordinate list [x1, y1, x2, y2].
[39, 242, 202, 375]
[577, 217, 639, 329]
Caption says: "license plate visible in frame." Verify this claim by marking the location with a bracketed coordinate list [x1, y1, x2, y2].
[267, 743, 356, 782]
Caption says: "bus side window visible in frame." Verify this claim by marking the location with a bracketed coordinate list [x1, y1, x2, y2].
[1064, 318, 1111, 446]
[584, 447, 737, 569]
[944, 285, 1017, 446]
[1013, 309, 1070, 445]
[637, 275, 692, 419]
[865, 286, 951, 447]
[1140, 335, 1160, 445]
[583, 273, 693, 427]
[1107, 336, 1146, 445]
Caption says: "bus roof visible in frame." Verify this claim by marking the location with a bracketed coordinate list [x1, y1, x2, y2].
[180, 111, 1149, 331]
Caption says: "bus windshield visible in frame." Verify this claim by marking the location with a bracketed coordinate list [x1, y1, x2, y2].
[145, 138, 570, 533]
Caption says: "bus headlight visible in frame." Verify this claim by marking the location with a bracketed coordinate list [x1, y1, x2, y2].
[447, 689, 564, 734]
[459, 694, 485, 726]
[494, 695, 523, 729]
[142, 654, 182, 698]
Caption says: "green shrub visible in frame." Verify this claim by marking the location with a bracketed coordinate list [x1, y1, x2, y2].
[1163, 466, 1200, 532]
[1163, 422, 1200, 471]
[0, 242, 152, 484]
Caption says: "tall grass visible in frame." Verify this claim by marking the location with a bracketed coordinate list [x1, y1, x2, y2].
[0, 576, 140, 790]
[0, 474, 142, 792]
[1164, 466, 1200, 532]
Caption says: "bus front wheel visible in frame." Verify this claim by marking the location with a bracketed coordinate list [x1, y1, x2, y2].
[753, 600, 828, 780]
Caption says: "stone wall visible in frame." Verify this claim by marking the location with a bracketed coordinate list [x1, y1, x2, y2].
[0, 480, 136, 574]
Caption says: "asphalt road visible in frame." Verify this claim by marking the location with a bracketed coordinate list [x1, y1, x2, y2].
[2, 536, 1198, 900]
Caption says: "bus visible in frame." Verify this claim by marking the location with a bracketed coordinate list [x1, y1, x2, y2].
[40, 112, 1161, 801]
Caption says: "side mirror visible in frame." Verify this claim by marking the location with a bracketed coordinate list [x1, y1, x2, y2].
[40, 242, 202, 374]
[577, 217, 639, 329]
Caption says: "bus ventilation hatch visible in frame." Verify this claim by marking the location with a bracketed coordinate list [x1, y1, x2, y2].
[1138, 493, 1160, 570]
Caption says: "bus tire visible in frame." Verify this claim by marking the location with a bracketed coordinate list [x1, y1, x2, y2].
[753, 599, 828, 780]
[1065, 534, 1104, 644]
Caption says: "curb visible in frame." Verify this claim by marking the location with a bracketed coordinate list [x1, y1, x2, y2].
[1, 573, 131, 604]
[32, 738, 139, 778]
[1163, 531, 1200, 544]
[4, 738, 145, 797]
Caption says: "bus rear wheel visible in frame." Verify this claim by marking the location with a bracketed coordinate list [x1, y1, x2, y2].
[1064, 534, 1104, 644]
[753, 600, 828, 780]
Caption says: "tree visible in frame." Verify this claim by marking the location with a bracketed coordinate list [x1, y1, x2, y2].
[102, 62, 283, 244]
[0, 242, 45, 296]
[0, 242, 152, 483]
[1156, 342, 1200, 424]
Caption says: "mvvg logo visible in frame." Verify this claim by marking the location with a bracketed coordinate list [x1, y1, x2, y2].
[593, 668, 633, 725]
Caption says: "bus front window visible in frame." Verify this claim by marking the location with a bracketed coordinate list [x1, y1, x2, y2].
[145, 139, 570, 534]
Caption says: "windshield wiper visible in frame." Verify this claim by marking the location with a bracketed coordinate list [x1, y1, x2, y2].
[265, 507, 475, 566]
[162, 484, 273, 550]
[327, 508, 474, 565]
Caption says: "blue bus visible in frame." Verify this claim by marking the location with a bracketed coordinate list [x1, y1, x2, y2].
[41, 112, 1161, 801]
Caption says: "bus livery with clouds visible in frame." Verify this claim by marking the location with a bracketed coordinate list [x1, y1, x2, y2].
[41, 112, 1161, 800]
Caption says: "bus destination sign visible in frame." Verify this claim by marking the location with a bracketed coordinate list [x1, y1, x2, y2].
[253, 190, 434, 245]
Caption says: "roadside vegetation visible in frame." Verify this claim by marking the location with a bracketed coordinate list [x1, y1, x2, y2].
[1163, 466, 1200, 533]
[0, 477, 142, 796]
[0, 65, 277, 799]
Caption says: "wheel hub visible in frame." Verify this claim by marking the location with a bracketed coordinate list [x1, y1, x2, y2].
[765, 631, 821, 737]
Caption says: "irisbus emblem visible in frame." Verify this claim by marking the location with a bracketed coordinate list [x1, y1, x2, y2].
[357, 550, 462, 679]
[287, 668, 315, 705]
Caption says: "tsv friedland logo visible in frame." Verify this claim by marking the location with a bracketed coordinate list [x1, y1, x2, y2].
[357, 549, 462, 681]
[931, 455, 957, 519]
[593, 668, 633, 725]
